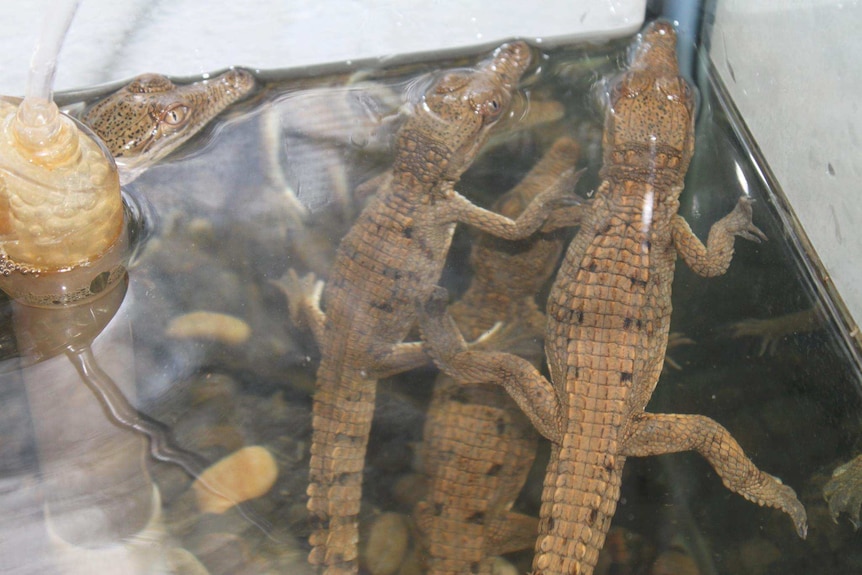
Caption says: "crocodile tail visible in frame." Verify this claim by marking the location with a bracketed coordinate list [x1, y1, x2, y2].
[532, 442, 625, 575]
[307, 359, 377, 575]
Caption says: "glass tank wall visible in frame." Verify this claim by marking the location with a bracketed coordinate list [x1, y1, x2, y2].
[0, 2, 860, 574]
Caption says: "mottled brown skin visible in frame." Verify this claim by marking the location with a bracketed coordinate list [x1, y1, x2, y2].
[417, 137, 584, 575]
[418, 22, 807, 575]
[825, 454, 862, 528]
[81, 68, 255, 183]
[277, 42, 574, 575]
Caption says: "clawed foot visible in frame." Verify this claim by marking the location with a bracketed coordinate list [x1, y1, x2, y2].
[417, 287, 469, 364]
[724, 307, 820, 357]
[271, 269, 324, 328]
[824, 455, 862, 529]
[770, 475, 809, 539]
[663, 331, 695, 371]
[726, 316, 785, 357]
[542, 167, 585, 208]
[725, 196, 768, 243]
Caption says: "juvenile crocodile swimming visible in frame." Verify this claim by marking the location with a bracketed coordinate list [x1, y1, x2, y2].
[418, 21, 807, 575]
[417, 137, 583, 575]
[81, 68, 255, 183]
[277, 42, 573, 575]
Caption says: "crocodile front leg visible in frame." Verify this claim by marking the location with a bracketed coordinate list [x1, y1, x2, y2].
[672, 196, 767, 277]
[418, 288, 564, 446]
[443, 168, 580, 241]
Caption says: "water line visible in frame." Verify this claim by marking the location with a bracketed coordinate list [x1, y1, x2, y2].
[65, 344, 211, 478]
[65, 343, 280, 540]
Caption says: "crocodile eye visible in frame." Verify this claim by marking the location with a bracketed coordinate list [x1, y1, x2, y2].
[484, 99, 503, 118]
[161, 104, 190, 126]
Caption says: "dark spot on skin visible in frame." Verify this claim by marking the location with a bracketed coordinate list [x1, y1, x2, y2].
[629, 276, 648, 288]
[643, 240, 652, 252]
[577, 310, 584, 323]
[371, 301, 394, 313]
[310, 515, 329, 531]
[605, 461, 614, 473]
[470, 563, 480, 574]
[335, 433, 362, 445]
[496, 417, 507, 435]
[434, 503, 444, 515]
[587, 508, 598, 525]
[547, 517, 555, 531]
[438, 449, 454, 463]
[334, 472, 353, 485]
[623, 317, 633, 329]
[383, 267, 402, 280]
[467, 511, 485, 525]
[620, 371, 633, 383]
[402, 225, 413, 238]
[487, 463, 502, 476]
[636, 319, 643, 329]
[589, 261, 597, 272]
[596, 223, 612, 236]
[449, 388, 471, 404]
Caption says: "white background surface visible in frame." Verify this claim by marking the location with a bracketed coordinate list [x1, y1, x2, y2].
[0, 0, 645, 95]
[710, 0, 862, 328]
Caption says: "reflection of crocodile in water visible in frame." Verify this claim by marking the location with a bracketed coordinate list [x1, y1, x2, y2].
[276, 41, 575, 575]
[417, 136, 583, 575]
[418, 21, 806, 575]
[825, 453, 862, 529]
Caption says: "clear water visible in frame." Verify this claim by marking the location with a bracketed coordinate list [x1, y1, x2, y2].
[1, 19, 861, 575]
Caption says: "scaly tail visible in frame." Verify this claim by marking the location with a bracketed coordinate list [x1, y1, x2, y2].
[533, 441, 625, 575]
[307, 360, 376, 575]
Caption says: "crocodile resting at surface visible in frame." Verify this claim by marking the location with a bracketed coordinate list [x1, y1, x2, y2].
[418, 21, 807, 575]
[276, 41, 575, 575]
[81, 68, 255, 184]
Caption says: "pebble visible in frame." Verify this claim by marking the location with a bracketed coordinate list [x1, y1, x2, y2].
[166, 311, 252, 346]
[193, 446, 279, 514]
[166, 548, 211, 575]
[736, 537, 781, 575]
[360, 512, 410, 575]
[651, 548, 699, 575]
[491, 556, 519, 575]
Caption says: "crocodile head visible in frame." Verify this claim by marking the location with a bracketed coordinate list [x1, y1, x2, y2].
[82, 68, 256, 183]
[602, 21, 696, 187]
[394, 41, 532, 184]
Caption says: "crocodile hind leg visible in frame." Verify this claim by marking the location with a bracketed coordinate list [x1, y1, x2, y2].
[620, 412, 808, 537]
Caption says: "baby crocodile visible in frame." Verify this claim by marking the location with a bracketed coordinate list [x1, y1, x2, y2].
[277, 41, 573, 575]
[81, 68, 255, 183]
[417, 137, 583, 575]
[418, 21, 807, 575]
